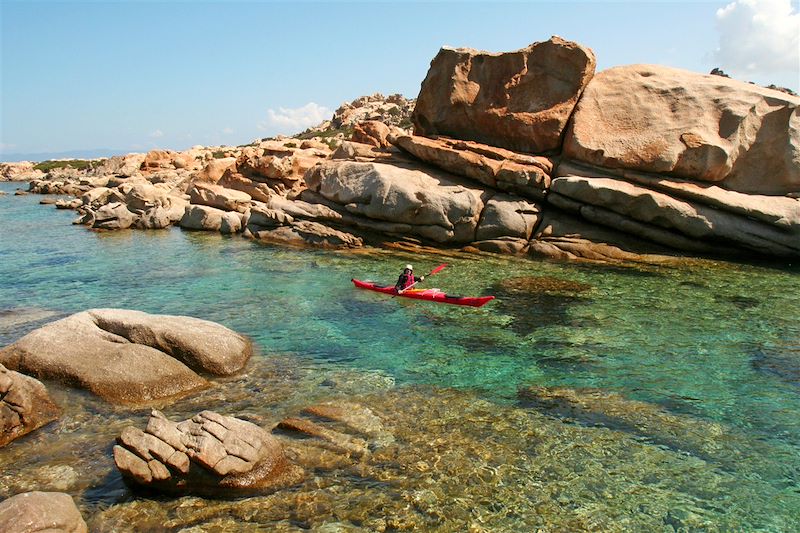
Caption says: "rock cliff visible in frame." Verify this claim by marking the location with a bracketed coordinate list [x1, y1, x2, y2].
[9, 36, 800, 262]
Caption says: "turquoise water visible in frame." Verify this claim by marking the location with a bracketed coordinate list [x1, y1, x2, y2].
[2, 181, 800, 528]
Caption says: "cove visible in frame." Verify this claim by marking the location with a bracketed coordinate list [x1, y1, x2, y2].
[2, 182, 800, 530]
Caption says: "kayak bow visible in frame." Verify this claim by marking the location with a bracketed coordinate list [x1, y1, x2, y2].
[352, 278, 495, 308]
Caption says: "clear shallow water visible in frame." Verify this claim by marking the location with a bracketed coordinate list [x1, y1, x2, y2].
[2, 182, 800, 529]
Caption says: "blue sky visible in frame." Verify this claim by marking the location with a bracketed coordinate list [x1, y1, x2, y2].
[1, 0, 798, 160]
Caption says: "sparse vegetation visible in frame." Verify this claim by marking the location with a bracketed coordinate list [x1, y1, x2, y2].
[295, 125, 354, 141]
[33, 159, 103, 172]
[284, 142, 297, 148]
[211, 150, 229, 159]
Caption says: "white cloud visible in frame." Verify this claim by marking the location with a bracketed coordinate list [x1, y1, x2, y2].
[149, 129, 164, 138]
[713, 0, 799, 76]
[257, 102, 332, 134]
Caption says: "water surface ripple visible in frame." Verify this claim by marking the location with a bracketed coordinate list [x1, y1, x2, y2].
[1, 183, 799, 530]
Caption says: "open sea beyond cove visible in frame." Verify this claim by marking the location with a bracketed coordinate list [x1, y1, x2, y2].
[1, 181, 800, 531]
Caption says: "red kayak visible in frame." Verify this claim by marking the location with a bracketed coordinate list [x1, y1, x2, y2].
[352, 279, 495, 308]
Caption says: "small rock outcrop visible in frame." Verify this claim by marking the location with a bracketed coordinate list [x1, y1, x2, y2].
[0, 364, 60, 447]
[0, 491, 87, 533]
[563, 64, 800, 195]
[305, 161, 485, 243]
[0, 309, 252, 405]
[413, 36, 596, 153]
[113, 410, 303, 497]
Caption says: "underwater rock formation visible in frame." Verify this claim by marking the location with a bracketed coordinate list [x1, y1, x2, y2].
[114, 410, 303, 497]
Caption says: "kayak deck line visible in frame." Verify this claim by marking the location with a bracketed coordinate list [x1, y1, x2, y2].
[351, 279, 495, 308]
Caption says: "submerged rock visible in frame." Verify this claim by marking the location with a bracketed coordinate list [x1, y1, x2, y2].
[114, 409, 303, 497]
[752, 342, 800, 387]
[517, 386, 795, 477]
[0, 491, 87, 533]
[492, 275, 593, 335]
[90, 387, 799, 531]
[0, 309, 252, 405]
[0, 363, 60, 448]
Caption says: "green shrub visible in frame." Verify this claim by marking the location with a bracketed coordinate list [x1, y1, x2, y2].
[33, 159, 102, 172]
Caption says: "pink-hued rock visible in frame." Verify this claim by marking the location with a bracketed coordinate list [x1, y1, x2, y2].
[0, 364, 60, 448]
[188, 182, 251, 213]
[114, 410, 303, 497]
[0, 309, 252, 405]
[413, 36, 596, 153]
[392, 134, 551, 199]
[563, 64, 800, 194]
[0, 491, 87, 533]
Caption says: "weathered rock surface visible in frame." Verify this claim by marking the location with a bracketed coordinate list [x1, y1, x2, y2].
[217, 172, 272, 203]
[114, 409, 302, 497]
[0, 491, 87, 533]
[88, 308, 252, 375]
[0, 309, 251, 405]
[563, 64, 800, 194]
[179, 204, 226, 232]
[306, 161, 485, 243]
[413, 36, 596, 153]
[475, 193, 540, 241]
[249, 220, 363, 249]
[550, 175, 800, 257]
[393, 135, 552, 199]
[0, 162, 43, 182]
[529, 209, 684, 262]
[195, 157, 237, 183]
[91, 202, 136, 230]
[188, 182, 251, 213]
[0, 364, 60, 448]
[351, 120, 392, 148]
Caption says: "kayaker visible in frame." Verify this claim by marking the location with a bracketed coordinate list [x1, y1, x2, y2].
[395, 264, 424, 293]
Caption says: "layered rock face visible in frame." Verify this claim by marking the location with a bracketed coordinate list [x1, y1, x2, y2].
[413, 36, 596, 153]
[0, 364, 60, 447]
[114, 410, 303, 497]
[15, 36, 800, 261]
[0, 491, 87, 533]
[0, 309, 252, 405]
[564, 64, 800, 195]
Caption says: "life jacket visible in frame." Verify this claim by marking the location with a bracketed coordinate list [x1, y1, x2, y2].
[396, 271, 416, 290]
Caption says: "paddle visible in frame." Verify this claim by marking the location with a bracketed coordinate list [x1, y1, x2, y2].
[396, 263, 448, 295]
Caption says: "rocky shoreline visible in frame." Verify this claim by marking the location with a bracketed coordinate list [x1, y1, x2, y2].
[2, 36, 797, 265]
[1, 34, 799, 529]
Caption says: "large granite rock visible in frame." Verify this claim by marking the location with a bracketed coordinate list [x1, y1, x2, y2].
[0, 364, 60, 447]
[188, 182, 251, 213]
[305, 161, 484, 243]
[113, 410, 303, 497]
[392, 134, 552, 199]
[563, 64, 800, 194]
[91, 202, 136, 230]
[0, 309, 252, 405]
[550, 175, 800, 257]
[413, 36, 596, 153]
[179, 204, 226, 231]
[475, 193, 540, 241]
[0, 491, 87, 533]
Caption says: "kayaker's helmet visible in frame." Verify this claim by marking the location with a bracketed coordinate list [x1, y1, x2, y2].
[405, 264, 413, 271]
